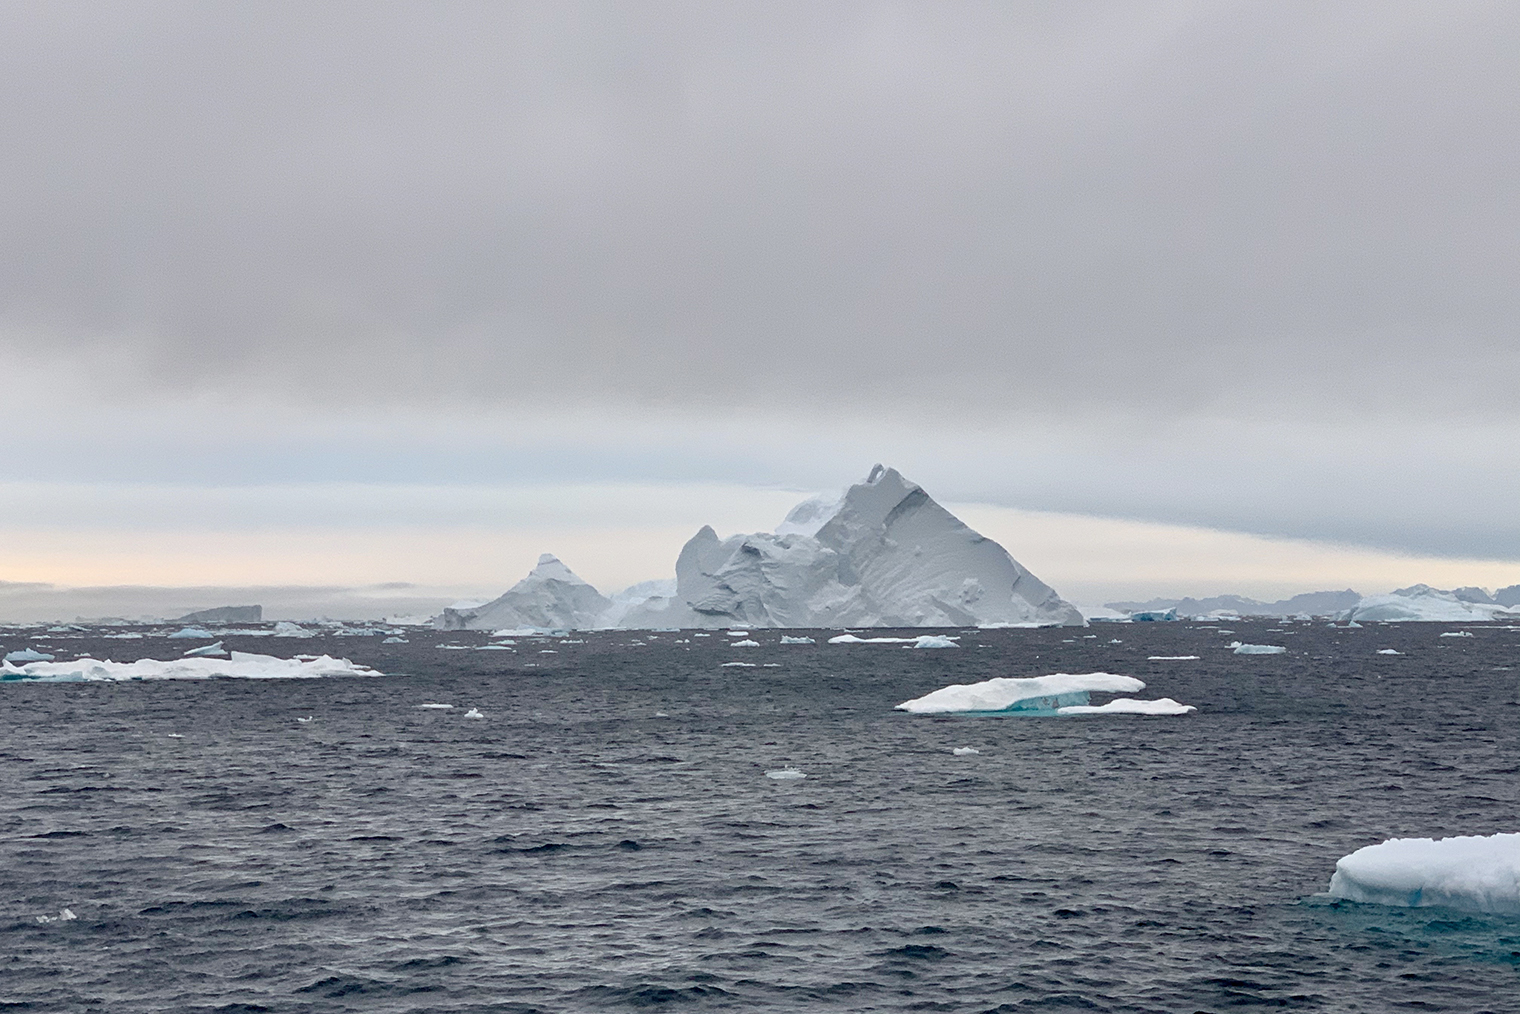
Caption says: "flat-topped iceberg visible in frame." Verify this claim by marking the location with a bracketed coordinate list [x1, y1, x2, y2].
[898, 673, 1146, 714]
[1328, 832, 1520, 913]
[1, 651, 380, 682]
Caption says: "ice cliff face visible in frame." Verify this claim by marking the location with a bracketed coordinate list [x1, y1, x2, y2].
[623, 465, 1082, 629]
[436, 554, 611, 631]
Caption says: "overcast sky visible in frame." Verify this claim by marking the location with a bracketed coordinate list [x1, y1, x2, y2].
[1, 1, 1517, 610]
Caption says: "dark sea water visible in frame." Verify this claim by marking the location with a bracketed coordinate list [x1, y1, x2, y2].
[2, 620, 1518, 1013]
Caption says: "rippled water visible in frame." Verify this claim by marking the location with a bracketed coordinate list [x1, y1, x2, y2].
[2, 621, 1518, 1012]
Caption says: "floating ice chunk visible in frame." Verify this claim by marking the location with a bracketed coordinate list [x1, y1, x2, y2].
[1439, 631, 1474, 638]
[36, 908, 76, 924]
[721, 661, 756, 667]
[1377, 649, 1403, 655]
[2, 652, 377, 682]
[912, 635, 959, 648]
[476, 644, 514, 651]
[182, 641, 226, 657]
[1057, 697, 1196, 716]
[1328, 832, 1520, 913]
[1230, 642, 1286, 654]
[381, 636, 408, 644]
[766, 768, 806, 780]
[417, 703, 454, 709]
[897, 673, 1145, 714]
[296, 716, 314, 723]
[166, 626, 214, 639]
[726, 630, 750, 637]
[829, 633, 960, 646]
[4, 648, 54, 662]
[463, 707, 484, 719]
[731, 639, 760, 647]
[951, 746, 980, 755]
[273, 621, 314, 638]
[103, 633, 143, 640]
[1148, 655, 1200, 660]
[779, 635, 815, 644]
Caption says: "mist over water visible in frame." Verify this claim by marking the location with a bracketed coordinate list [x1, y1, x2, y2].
[2, 621, 1518, 1011]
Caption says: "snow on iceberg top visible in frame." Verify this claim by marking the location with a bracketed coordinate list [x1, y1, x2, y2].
[896, 673, 1145, 713]
[1, 651, 380, 682]
[1328, 832, 1520, 914]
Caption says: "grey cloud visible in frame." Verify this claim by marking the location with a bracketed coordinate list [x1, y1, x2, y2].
[2, 1, 1518, 420]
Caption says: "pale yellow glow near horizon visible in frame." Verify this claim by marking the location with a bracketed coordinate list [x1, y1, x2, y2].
[2, 491, 1516, 604]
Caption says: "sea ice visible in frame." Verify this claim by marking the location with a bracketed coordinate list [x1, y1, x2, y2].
[721, 661, 756, 667]
[765, 768, 806, 780]
[1148, 655, 1200, 660]
[464, 707, 484, 719]
[382, 636, 408, 644]
[1230, 642, 1287, 654]
[1, 652, 378, 682]
[1328, 832, 1520, 913]
[896, 673, 1146, 714]
[1377, 649, 1403, 655]
[417, 703, 454, 709]
[951, 747, 980, 755]
[829, 633, 960, 647]
[912, 635, 959, 648]
[166, 626, 214, 639]
[731, 639, 760, 647]
[4, 649, 55, 662]
[1439, 630, 1474, 638]
[273, 621, 314, 637]
[182, 641, 227, 657]
[780, 636, 815, 644]
[1057, 698, 1196, 716]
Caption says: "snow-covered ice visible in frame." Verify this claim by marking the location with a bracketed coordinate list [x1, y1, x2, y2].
[720, 661, 756, 667]
[436, 554, 611, 632]
[912, 635, 959, 648]
[1056, 698, 1196, 716]
[1327, 832, 1520, 913]
[780, 635, 815, 644]
[951, 746, 980, 755]
[273, 621, 314, 637]
[1377, 649, 1403, 655]
[897, 673, 1146, 714]
[417, 703, 453, 709]
[463, 707, 484, 719]
[1231, 642, 1287, 654]
[1148, 655, 1200, 660]
[1439, 630, 1474, 638]
[4, 648, 54, 662]
[182, 641, 227, 657]
[2, 652, 378, 682]
[166, 626, 213, 639]
[829, 633, 960, 647]
[730, 639, 760, 647]
[1342, 585, 1519, 623]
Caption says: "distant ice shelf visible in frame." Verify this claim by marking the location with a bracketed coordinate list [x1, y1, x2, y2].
[1328, 832, 1520, 914]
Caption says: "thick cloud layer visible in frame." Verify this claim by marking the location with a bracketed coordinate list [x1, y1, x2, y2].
[1, 2, 1517, 574]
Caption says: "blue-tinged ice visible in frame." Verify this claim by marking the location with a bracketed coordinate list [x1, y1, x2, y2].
[1328, 833, 1520, 914]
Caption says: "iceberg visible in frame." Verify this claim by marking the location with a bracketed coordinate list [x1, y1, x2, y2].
[4, 648, 55, 662]
[1327, 832, 1520, 913]
[436, 554, 612, 632]
[779, 635, 815, 644]
[175, 605, 262, 624]
[182, 641, 227, 657]
[166, 626, 214, 639]
[828, 633, 959, 647]
[612, 465, 1082, 629]
[1, 652, 378, 682]
[1342, 585, 1519, 623]
[273, 621, 314, 637]
[896, 673, 1146, 714]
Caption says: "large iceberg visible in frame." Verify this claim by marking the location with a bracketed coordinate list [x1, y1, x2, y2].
[1, 651, 379, 682]
[622, 465, 1081, 629]
[1328, 832, 1520, 913]
[1341, 584, 1520, 623]
[436, 554, 612, 631]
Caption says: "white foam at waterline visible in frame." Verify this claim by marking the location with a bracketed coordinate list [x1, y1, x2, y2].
[464, 707, 484, 719]
[766, 768, 806, 780]
[952, 747, 980, 755]
[2, 652, 378, 682]
[1148, 655, 1200, 660]
[1057, 697, 1196, 716]
[897, 673, 1144, 714]
[1231, 642, 1287, 654]
[1328, 832, 1520, 913]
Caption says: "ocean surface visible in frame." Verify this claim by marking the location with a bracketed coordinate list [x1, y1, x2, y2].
[1, 620, 1518, 1012]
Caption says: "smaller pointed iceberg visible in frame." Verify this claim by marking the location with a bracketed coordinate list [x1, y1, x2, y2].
[435, 554, 611, 631]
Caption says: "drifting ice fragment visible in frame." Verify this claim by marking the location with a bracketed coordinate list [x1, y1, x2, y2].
[182, 641, 227, 657]
[2, 652, 376, 682]
[382, 636, 408, 644]
[780, 636, 815, 644]
[4, 649, 54, 662]
[1328, 832, 1520, 913]
[1148, 655, 1200, 660]
[417, 703, 454, 710]
[166, 627, 214, 639]
[1057, 698, 1196, 716]
[273, 622, 314, 638]
[952, 747, 980, 755]
[1230, 642, 1287, 654]
[1377, 649, 1402, 655]
[766, 768, 806, 780]
[912, 635, 958, 648]
[464, 707, 484, 719]
[1439, 631, 1474, 638]
[897, 673, 1144, 714]
[721, 661, 756, 667]
[731, 639, 760, 647]
[829, 634, 960, 647]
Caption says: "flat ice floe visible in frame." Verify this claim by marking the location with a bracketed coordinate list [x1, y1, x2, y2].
[1230, 642, 1287, 654]
[829, 633, 959, 648]
[897, 673, 1197, 716]
[1328, 833, 1520, 913]
[2, 651, 379, 682]
[1148, 655, 1200, 661]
